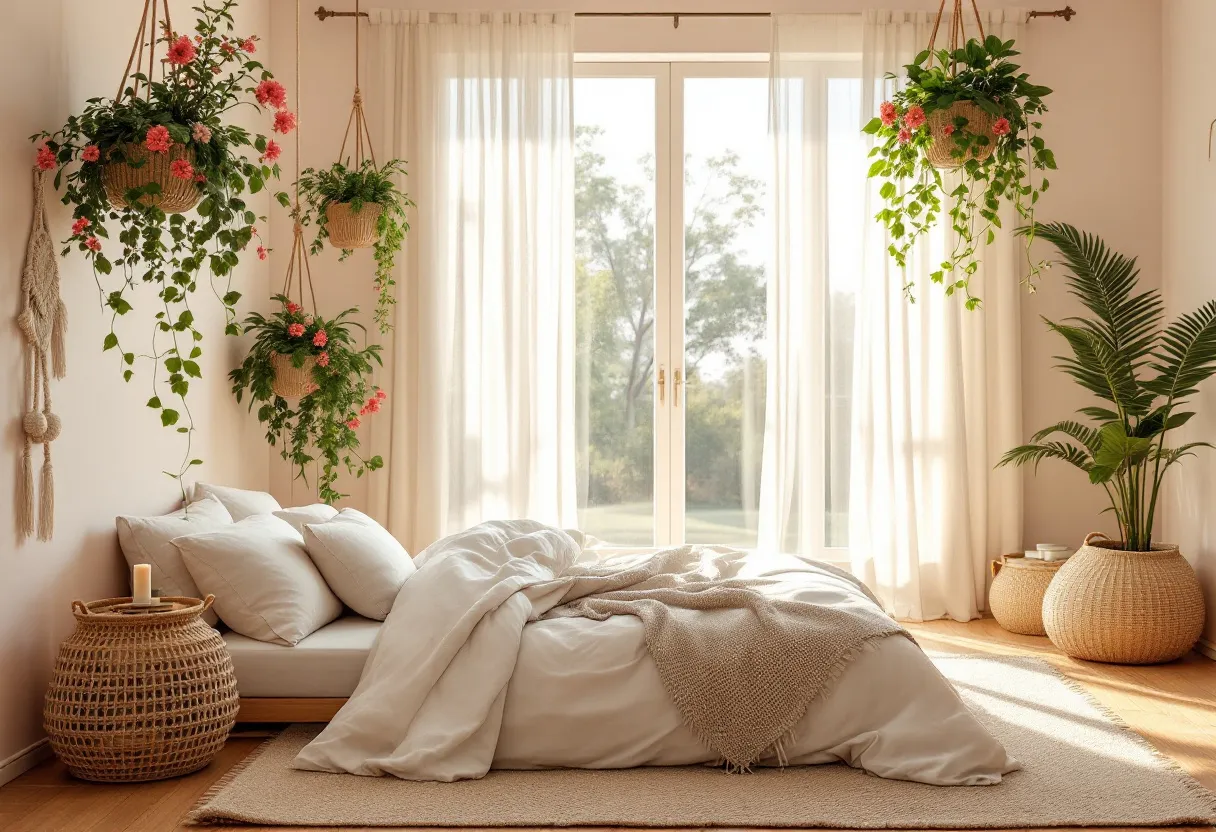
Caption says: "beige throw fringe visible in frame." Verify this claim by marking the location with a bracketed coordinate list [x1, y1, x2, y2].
[17, 169, 67, 541]
[544, 547, 910, 770]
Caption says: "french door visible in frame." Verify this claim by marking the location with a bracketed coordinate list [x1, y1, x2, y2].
[574, 62, 771, 548]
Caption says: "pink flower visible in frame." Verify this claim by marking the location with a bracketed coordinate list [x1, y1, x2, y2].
[359, 406, 369, 416]
[942, 124, 956, 137]
[210, 65, 222, 75]
[170, 158, 194, 180]
[897, 128, 912, 145]
[365, 398, 381, 414]
[346, 417, 361, 430]
[255, 79, 288, 109]
[144, 125, 172, 153]
[256, 245, 267, 261]
[992, 117, 1011, 137]
[273, 109, 297, 134]
[84, 236, 101, 252]
[71, 217, 90, 236]
[879, 101, 897, 127]
[192, 123, 212, 144]
[166, 35, 197, 65]
[902, 105, 926, 131]
[220, 40, 236, 55]
[241, 37, 257, 53]
[376, 389, 386, 400]
[81, 144, 100, 163]
[261, 139, 281, 163]
[193, 172, 206, 183]
[317, 352, 330, 367]
[312, 330, 328, 348]
[286, 302, 301, 314]
[287, 323, 305, 337]
[36, 145, 56, 171]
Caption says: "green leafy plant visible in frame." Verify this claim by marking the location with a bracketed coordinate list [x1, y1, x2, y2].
[230, 296, 385, 504]
[297, 158, 413, 332]
[32, 0, 292, 491]
[998, 223, 1216, 551]
[862, 35, 1056, 308]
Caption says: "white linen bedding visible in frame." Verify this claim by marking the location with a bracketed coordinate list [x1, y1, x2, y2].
[293, 520, 1017, 786]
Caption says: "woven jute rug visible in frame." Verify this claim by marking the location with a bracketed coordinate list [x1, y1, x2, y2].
[188, 655, 1216, 828]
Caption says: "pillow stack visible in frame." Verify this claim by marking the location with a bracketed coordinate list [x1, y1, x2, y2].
[117, 483, 415, 647]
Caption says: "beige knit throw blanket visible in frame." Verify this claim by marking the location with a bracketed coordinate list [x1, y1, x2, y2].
[543, 546, 911, 771]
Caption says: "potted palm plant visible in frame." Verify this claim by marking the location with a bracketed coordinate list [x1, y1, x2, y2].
[999, 223, 1211, 664]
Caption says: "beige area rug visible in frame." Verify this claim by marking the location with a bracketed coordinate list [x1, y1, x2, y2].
[188, 655, 1216, 828]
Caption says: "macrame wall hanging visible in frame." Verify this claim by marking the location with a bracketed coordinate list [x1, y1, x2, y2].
[18, 169, 68, 542]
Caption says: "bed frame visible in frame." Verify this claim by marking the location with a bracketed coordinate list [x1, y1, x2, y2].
[237, 698, 347, 723]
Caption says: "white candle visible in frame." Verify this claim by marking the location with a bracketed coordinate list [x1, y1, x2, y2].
[133, 564, 153, 606]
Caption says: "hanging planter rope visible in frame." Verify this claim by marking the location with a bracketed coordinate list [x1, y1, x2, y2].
[922, 0, 996, 170]
[271, 221, 322, 399]
[101, 0, 203, 213]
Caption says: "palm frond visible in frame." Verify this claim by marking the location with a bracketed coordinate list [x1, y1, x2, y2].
[997, 441, 1091, 473]
[1142, 300, 1216, 406]
[1031, 420, 1100, 453]
[1045, 319, 1149, 416]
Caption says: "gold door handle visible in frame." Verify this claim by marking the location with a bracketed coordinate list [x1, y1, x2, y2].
[674, 368, 683, 407]
[658, 366, 666, 405]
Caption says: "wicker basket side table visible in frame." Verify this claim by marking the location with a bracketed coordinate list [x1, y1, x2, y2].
[989, 554, 1063, 636]
[44, 595, 238, 782]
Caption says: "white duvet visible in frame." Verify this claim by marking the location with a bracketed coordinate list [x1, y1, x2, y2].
[294, 520, 1017, 785]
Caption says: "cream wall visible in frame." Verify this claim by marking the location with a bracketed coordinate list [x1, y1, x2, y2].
[1161, 0, 1216, 652]
[0, 0, 272, 780]
[272, 0, 1165, 549]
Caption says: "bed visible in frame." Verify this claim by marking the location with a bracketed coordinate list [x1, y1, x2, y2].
[227, 521, 1018, 787]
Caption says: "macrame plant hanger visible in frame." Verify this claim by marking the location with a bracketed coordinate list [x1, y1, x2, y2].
[926, 0, 986, 73]
[338, 0, 377, 169]
[115, 0, 173, 103]
[18, 170, 68, 542]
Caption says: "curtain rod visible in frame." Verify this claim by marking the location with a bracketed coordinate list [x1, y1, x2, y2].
[315, 6, 1077, 26]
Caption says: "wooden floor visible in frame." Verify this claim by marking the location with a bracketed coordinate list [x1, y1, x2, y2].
[1, 618, 1213, 832]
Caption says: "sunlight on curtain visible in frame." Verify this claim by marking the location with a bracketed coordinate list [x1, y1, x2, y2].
[760, 15, 864, 558]
[365, 11, 577, 554]
[848, 10, 1024, 622]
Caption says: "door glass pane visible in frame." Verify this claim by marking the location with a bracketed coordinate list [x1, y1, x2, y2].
[682, 77, 770, 547]
[574, 77, 657, 545]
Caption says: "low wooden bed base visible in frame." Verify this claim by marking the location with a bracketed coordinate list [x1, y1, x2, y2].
[237, 698, 348, 723]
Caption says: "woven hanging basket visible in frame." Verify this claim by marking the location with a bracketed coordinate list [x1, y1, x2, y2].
[1042, 535, 1206, 664]
[327, 201, 382, 249]
[924, 101, 997, 170]
[103, 143, 201, 213]
[44, 596, 237, 782]
[271, 351, 319, 399]
[989, 554, 1062, 636]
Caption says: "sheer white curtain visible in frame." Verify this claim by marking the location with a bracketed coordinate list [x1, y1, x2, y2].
[848, 9, 1024, 621]
[365, 11, 577, 554]
[759, 15, 862, 557]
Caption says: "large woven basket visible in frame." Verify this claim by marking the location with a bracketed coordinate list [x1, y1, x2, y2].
[989, 554, 1062, 636]
[44, 595, 237, 782]
[326, 201, 382, 249]
[103, 143, 201, 213]
[924, 101, 996, 170]
[1043, 534, 1206, 664]
[271, 351, 319, 399]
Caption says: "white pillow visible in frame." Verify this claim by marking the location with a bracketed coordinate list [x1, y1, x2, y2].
[175, 515, 342, 645]
[191, 482, 281, 521]
[116, 495, 233, 625]
[303, 509, 416, 620]
[273, 503, 339, 535]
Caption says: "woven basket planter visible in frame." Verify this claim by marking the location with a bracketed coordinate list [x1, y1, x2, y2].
[989, 554, 1062, 636]
[271, 351, 319, 399]
[326, 201, 382, 249]
[925, 101, 996, 170]
[1042, 535, 1206, 664]
[44, 596, 237, 782]
[103, 144, 201, 213]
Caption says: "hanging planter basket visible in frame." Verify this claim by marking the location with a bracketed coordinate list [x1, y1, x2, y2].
[271, 351, 319, 399]
[102, 144, 201, 213]
[924, 101, 996, 170]
[326, 201, 382, 249]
